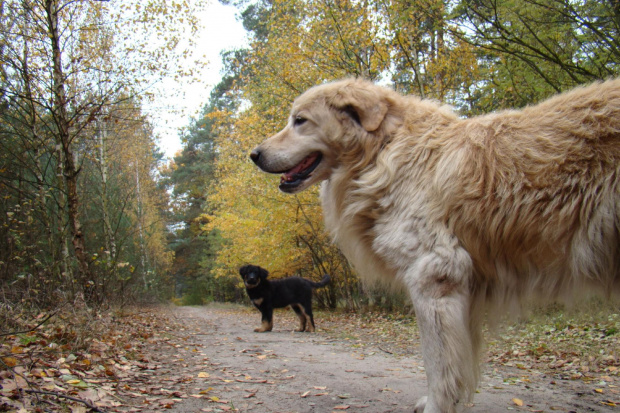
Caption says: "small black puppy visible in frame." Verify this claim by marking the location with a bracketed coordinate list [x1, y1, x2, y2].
[239, 264, 330, 332]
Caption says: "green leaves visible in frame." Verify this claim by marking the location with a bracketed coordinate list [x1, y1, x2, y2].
[452, 0, 620, 111]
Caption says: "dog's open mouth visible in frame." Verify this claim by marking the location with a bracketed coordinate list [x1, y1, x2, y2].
[279, 152, 322, 192]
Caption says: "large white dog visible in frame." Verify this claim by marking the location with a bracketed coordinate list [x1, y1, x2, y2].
[250, 78, 620, 412]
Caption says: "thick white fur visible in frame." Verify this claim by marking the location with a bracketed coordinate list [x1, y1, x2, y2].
[251, 78, 620, 412]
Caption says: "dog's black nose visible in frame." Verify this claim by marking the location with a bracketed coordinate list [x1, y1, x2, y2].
[250, 149, 261, 165]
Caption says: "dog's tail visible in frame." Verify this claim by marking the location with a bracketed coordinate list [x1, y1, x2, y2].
[309, 274, 330, 289]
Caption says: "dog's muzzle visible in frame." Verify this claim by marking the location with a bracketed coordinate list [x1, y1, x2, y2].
[244, 274, 260, 288]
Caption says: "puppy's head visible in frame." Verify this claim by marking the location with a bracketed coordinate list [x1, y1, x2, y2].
[250, 78, 391, 194]
[239, 265, 268, 288]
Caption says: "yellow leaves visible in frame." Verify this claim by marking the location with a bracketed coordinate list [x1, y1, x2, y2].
[2, 357, 18, 367]
[204, 101, 326, 277]
[206, 0, 475, 282]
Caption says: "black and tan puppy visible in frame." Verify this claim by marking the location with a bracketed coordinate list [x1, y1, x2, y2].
[239, 264, 330, 332]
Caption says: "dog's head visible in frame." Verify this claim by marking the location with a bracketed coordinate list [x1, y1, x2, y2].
[250, 78, 392, 193]
[239, 264, 269, 288]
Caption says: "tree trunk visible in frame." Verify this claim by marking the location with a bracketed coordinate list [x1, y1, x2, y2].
[44, 0, 91, 286]
[135, 159, 149, 290]
[98, 122, 117, 263]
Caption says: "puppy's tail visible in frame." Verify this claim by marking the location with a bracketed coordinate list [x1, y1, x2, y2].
[309, 274, 330, 289]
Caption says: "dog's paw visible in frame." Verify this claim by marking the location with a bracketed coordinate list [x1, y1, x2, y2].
[254, 328, 269, 333]
[413, 396, 427, 413]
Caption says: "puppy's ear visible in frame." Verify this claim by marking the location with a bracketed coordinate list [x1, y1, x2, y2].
[331, 81, 389, 132]
[259, 267, 269, 279]
[239, 265, 249, 278]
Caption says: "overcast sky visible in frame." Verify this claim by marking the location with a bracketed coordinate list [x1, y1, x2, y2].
[148, 2, 248, 159]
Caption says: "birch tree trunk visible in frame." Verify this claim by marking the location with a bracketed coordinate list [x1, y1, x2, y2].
[44, 0, 91, 286]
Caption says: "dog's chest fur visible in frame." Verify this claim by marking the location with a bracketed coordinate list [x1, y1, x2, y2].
[245, 282, 271, 305]
[320, 170, 461, 289]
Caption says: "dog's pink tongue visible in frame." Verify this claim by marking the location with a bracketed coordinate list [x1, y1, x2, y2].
[282, 153, 318, 182]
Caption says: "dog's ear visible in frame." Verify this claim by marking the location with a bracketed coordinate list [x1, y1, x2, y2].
[258, 267, 269, 279]
[239, 265, 250, 278]
[331, 82, 389, 132]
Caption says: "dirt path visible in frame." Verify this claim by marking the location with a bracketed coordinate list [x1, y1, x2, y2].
[133, 305, 617, 413]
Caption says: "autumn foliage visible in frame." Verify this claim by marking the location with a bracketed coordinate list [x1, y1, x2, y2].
[1, 0, 620, 410]
[166, 0, 619, 309]
[1, 0, 618, 311]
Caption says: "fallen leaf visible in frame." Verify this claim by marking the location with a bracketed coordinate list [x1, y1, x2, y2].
[2, 357, 18, 367]
[301, 391, 311, 398]
[77, 389, 100, 402]
[197, 372, 210, 378]
[333, 405, 350, 410]
[11, 346, 24, 354]
[512, 398, 523, 406]
[67, 379, 89, 389]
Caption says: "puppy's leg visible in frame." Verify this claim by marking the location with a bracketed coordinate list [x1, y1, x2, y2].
[405, 250, 478, 413]
[303, 301, 316, 332]
[291, 304, 307, 332]
[254, 307, 273, 332]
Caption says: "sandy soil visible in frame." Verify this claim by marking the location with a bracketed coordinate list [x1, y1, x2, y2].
[126, 305, 617, 413]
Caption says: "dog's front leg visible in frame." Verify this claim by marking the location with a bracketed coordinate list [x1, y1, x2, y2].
[405, 251, 478, 413]
[255, 307, 274, 332]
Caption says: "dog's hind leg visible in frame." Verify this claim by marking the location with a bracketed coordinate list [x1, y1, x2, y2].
[303, 303, 316, 332]
[291, 304, 307, 332]
[405, 249, 478, 413]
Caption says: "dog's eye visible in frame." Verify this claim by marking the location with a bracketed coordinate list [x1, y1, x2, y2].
[294, 116, 307, 126]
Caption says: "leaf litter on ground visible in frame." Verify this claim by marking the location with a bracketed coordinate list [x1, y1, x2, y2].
[0, 304, 225, 412]
[2, 300, 619, 411]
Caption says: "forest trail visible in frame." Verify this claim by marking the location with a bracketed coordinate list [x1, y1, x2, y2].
[136, 305, 615, 413]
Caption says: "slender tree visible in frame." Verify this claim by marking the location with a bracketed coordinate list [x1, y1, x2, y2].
[0, 0, 205, 305]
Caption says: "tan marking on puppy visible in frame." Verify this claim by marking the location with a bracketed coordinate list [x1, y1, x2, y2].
[292, 304, 308, 332]
[298, 305, 314, 332]
[254, 320, 273, 333]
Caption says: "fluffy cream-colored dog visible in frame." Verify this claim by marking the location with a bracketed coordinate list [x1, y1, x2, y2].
[250, 78, 620, 412]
